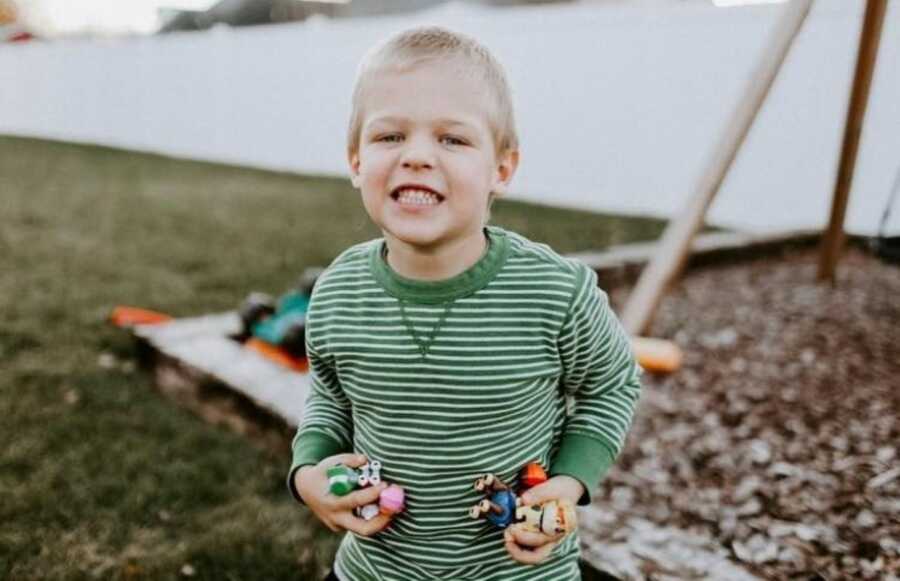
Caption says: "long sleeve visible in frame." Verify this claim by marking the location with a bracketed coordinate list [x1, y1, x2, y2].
[286, 288, 354, 503]
[550, 264, 642, 504]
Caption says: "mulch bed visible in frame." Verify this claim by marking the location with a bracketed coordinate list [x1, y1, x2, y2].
[600, 246, 900, 579]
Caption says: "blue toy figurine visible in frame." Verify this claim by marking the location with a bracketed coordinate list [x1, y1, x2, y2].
[469, 473, 518, 527]
[469, 463, 576, 535]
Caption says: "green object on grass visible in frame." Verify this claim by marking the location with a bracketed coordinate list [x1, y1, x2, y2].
[252, 291, 310, 345]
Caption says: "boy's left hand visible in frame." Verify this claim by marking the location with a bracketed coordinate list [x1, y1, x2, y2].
[504, 475, 584, 565]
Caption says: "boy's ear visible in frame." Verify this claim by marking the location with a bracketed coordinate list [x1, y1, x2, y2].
[348, 150, 361, 189]
[492, 149, 519, 197]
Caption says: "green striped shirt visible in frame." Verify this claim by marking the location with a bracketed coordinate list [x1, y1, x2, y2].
[289, 226, 641, 581]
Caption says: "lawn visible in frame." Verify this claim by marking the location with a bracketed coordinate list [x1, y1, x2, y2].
[0, 135, 666, 580]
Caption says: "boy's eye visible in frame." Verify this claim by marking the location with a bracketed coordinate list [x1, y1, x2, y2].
[377, 134, 403, 143]
[440, 135, 467, 146]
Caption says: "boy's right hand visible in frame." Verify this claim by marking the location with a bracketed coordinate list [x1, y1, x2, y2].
[295, 453, 393, 536]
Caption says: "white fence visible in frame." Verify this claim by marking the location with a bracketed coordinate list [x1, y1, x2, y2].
[1, 0, 898, 235]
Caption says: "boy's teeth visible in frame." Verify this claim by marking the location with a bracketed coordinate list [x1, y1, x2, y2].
[396, 189, 440, 205]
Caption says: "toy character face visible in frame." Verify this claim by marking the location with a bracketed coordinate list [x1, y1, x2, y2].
[349, 60, 517, 257]
[517, 504, 543, 531]
[539, 500, 577, 536]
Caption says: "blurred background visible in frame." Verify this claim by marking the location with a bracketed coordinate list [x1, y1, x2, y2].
[1, 0, 898, 579]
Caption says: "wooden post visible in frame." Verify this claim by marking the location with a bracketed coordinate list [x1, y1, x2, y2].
[621, 0, 813, 336]
[817, 0, 888, 282]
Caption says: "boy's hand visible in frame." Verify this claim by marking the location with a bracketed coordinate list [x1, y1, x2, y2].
[295, 453, 392, 536]
[504, 475, 584, 565]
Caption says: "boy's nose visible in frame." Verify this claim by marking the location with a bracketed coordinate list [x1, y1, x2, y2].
[400, 137, 435, 170]
[402, 157, 433, 170]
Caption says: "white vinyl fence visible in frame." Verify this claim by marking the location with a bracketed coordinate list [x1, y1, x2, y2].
[1, 0, 898, 235]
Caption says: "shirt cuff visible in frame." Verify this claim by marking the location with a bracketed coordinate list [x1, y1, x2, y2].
[549, 433, 616, 505]
[287, 431, 346, 504]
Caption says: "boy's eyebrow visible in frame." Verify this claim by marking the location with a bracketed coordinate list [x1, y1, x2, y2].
[365, 116, 479, 131]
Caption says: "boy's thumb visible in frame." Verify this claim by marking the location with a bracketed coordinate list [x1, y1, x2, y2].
[323, 453, 367, 469]
[519, 482, 554, 506]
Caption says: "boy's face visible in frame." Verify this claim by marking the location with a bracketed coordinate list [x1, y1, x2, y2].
[349, 60, 518, 253]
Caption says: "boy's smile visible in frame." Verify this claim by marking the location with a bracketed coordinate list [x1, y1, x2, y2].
[349, 60, 518, 278]
[390, 184, 445, 208]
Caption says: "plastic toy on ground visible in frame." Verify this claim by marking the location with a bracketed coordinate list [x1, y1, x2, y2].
[469, 462, 577, 536]
[110, 306, 172, 327]
[238, 267, 322, 368]
[244, 338, 308, 372]
[327, 460, 405, 520]
[631, 336, 683, 374]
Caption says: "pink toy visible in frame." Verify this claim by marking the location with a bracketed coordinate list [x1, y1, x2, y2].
[379, 484, 405, 516]
[334, 460, 405, 521]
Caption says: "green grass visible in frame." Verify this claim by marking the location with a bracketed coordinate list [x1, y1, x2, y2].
[0, 135, 666, 580]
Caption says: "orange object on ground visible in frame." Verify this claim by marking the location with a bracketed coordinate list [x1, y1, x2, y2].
[520, 463, 548, 489]
[110, 306, 172, 327]
[245, 338, 309, 372]
[631, 336, 683, 374]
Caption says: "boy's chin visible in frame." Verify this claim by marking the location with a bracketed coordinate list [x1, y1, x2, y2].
[384, 229, 446, 251]
[384, 227, 488, 256]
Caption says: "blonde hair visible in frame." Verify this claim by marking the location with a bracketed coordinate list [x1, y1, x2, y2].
[347, 26, 518, 158]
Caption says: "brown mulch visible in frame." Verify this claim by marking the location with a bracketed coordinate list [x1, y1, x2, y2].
[601, 246, 900, 580]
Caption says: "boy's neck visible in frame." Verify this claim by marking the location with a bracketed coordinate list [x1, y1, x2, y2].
[384, 230, 488, 282]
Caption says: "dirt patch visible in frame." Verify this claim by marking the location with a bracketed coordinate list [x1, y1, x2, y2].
[596, 247, 900, 579]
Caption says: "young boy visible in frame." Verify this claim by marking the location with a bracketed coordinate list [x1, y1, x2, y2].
[288, 26, 641, 581]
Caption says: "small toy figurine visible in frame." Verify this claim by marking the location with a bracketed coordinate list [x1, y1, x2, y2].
[520, 463, 549, 489]
[326, 464, 360, 496]
[514, 499, 577, 536]
[357, 461, 382, 487]
[327, 460, 405, 521]
[378, 484, 406, 516]
[469, 462, 577, 535]
[470, 473, 518, 528]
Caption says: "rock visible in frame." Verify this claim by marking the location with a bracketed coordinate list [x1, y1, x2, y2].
[699, 328, 738, 349]
[868, 467, 900, 489]
[736, 498, 763, 517]
[733, 534, 779, 564]
[97, 352, 117, 369]
[610, 487, 634, 511]
[854, 510, 878, 529]
[876, 446, 896, 463]
[733, 476, 761, 503]
[748, 440, 772, 465]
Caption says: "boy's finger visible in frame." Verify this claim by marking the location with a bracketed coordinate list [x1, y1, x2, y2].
[332, 511, 391, 537]
[504, 530, 556, 565]
[335, 483, 386, 510]
[518, 486, 547, 507]
[519, 481, 562, 506]
[506, 526, 554, 548]
[349, 513, 393, 537]
[520, 475, 583, 506]
[321, 453, 368, 469]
